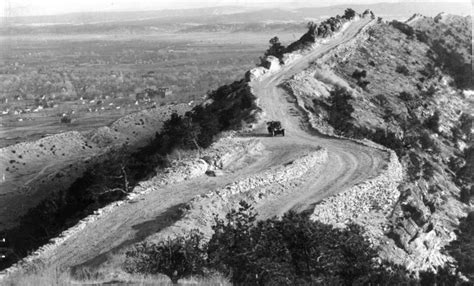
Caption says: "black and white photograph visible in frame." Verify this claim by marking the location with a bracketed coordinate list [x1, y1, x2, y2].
[0, 0, 472, 284]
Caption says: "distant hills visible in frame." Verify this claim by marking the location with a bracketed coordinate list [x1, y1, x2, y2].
[3, 2, 472, 25]
[1, 2, 471, 35]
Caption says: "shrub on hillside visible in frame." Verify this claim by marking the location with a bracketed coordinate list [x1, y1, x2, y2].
[123, 201, 401, 285]
[429, 39, 473, 89]
[369, 128, 405, 156]
[422, 85, 437, 98]
[207, 201, 395, 285]
[125, 231, 207, 284]
[460, 187, 472, 204]
[60, 115, 72, 124]
[424, 110, 441, 133]
[415, 30, 429, 43]
[399, 91, 414, 101]
[124, 201, 462, 285]
[327, 87, 354, 133]
[459, 113, 473, 140]
[351, 69, 370, 89]
[146, 81, 254, 155]
[352, 69, 367, 80]
[357, 80, 370, 89]
[343, 8, 356, 20]
[456, 146, 474, 186]
[260, 36, 286, 64]
[418, 131, 440, 153]
[395, 65, 410, 76]
[446, 211, 474, 282]
[418, 63, 436, 78]
[236, 216, 376, 284]
[390, 21, 415, 39]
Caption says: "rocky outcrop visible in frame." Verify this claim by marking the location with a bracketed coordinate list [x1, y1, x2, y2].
[405, 13, 424, 25]
[260, 56, 281, 72]
[245, 56, 281, 82]
[245, 67, 268, 82]
[281, 53, 302, 65]
[381, 178, 465, 272]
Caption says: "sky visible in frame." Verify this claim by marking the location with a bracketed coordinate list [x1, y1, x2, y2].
[1, 0, 471, 17]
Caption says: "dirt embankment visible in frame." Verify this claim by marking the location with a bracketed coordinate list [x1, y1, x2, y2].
[0, 104, 189, 230]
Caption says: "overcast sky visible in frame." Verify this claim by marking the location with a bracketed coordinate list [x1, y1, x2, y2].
[1, 0, 471, 17]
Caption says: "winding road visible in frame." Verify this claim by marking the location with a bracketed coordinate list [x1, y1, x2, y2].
[3, 16, 390, 273]
[250, 16, 386, 217]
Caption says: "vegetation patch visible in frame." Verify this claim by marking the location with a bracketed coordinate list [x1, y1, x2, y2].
[125, 201, 462, 285]
[1, 79, 258, 271]
[304, 14, 473, 276]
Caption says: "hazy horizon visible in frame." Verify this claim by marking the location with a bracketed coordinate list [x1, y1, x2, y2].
[2, 0, 472, 18]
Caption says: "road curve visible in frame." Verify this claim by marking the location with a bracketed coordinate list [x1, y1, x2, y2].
[249, 17, 388, 217]
[2, 17, 389, 273]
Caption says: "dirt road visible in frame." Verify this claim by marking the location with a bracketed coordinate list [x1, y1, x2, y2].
[4, 17, 389, 272]
[251, 17, 386, 217]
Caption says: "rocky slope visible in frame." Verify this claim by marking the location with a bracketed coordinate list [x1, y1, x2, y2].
[283, 13, 472, 271]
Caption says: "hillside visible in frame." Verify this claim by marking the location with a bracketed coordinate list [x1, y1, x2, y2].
[1, 9, 472, 285]
[0, 104, 190, 230]
[284, 13, 473, 270]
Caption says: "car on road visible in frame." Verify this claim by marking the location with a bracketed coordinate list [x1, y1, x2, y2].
[267, 121, 285, 136]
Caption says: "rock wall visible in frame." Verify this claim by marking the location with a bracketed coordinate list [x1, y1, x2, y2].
[0, 133, 263, 278]
[285, 69, 405, 243]
[145, 147, 329, 243]
[277, 22, 411, 261]
[311, 149, 403, 244]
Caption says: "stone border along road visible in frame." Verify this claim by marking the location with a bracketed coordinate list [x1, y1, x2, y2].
[1, 13, 402, 279]
[0, 133, 269, 276]
[144, 148, 329, 243]
[278, 18, 404, 241]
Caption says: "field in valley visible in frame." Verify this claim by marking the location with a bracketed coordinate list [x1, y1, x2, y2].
[0, 29, 301, 147]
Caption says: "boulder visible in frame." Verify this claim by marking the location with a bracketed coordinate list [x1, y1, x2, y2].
[261, 56, 281, 72]
[282, 53, 302, 65]
[245, 67, 267, 82]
